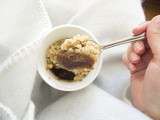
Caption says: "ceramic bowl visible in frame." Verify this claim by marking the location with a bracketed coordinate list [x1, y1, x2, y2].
[38, 25, 103, 91]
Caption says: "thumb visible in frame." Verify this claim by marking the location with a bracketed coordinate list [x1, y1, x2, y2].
[147, 15, 160, 58]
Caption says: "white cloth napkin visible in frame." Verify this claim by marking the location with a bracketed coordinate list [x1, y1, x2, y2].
[37, 85, 151, 120]
[0, 102, 17, 120]
[0, 0, 152, 120]
[0, 0, 51, 119]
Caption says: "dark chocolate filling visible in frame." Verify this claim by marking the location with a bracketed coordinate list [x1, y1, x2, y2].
[57, 51, 95, 69]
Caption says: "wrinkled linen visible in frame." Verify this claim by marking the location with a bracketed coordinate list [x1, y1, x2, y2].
[0, 0, 151, 120]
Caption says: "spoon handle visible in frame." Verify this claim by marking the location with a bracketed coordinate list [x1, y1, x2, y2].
[101, 34, 145, 50]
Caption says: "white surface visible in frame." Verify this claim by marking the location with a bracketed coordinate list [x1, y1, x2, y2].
[0, 0, 52, 119]
[0, 0, 151, 120]
[37, 85, 150, 120]
[0, 103, 17, 120]
[38, 25, 103, 91]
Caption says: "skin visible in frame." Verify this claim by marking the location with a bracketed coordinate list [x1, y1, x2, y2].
[122, 15, 160, 120]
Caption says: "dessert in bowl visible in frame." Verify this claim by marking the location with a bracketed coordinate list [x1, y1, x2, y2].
[38, 25, 103, 91]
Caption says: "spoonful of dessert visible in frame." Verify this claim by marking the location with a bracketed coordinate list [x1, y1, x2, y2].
[56, 34, 145, 69]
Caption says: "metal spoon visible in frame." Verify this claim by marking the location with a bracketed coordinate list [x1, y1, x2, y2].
[101, 34, 145, 50]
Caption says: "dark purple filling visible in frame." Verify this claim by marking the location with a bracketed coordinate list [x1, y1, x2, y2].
[51, 67, 75, 80]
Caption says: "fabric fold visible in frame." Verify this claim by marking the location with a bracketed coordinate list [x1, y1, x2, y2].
[0, 0, 52, 119]
[37, 84, 151, 120]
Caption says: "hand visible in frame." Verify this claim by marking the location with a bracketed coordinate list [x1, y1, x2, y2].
[122, 15, 160, 120]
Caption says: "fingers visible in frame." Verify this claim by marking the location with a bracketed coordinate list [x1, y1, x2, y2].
[130, 41, 145, 63]
[133, 41, 145, 55]
[132, 22, 148, 55]
[129, 52, 140, 64]
[123, 41, 146, 73]
[123, 45, 138, 73]
[123, 22, 149, 73]
[132, 15, 160, 60]
[122, 50, 136, 72]
[132, 21, 149, 35]
[122, 17, 160, 72]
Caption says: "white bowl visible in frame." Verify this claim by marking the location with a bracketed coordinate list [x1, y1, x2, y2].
[38, 24, 103, 91]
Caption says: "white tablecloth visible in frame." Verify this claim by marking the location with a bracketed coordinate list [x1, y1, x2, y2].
[0, 0, 152, 120]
